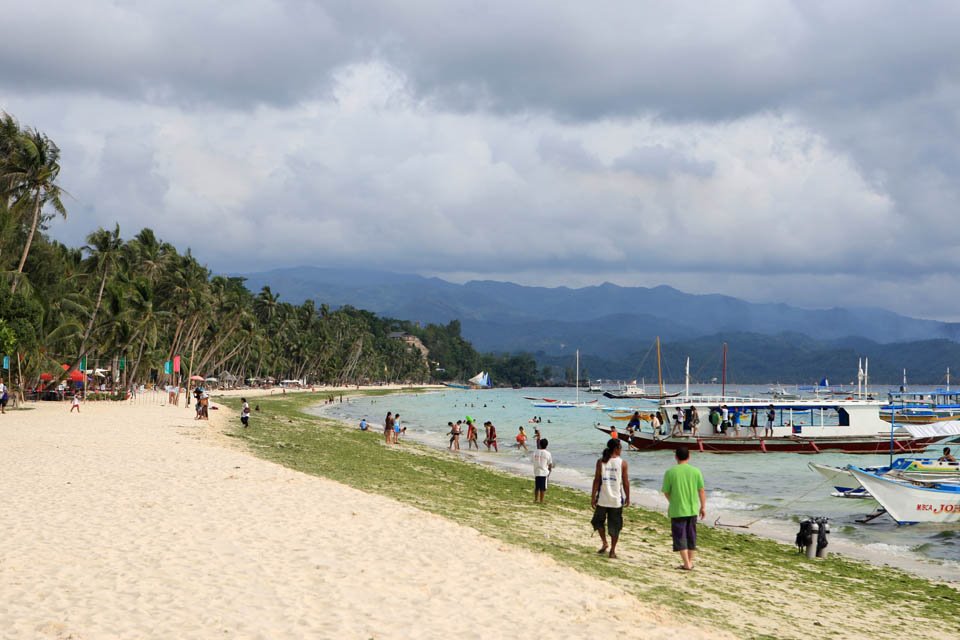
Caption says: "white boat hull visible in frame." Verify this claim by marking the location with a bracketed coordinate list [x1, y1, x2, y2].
[848, 468, 960, 524]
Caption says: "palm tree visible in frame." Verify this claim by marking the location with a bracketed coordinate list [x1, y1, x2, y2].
[77, 224, 124, 361]
[3, 127, 67, 294]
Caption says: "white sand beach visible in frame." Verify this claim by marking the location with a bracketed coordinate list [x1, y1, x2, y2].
[0, 397, 727, 639]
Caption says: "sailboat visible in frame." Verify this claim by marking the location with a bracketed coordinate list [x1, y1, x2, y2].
[572, 350, 599, 407]
[603, 337, 680, 400]
[468, 371, 492, 389]
[531, 350, 597, 408]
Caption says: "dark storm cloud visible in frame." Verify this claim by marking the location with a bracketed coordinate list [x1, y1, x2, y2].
[4, 2, 958, 119]
[0, 1, 352, 107]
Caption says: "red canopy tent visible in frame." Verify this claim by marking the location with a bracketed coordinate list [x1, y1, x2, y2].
[39, 373, 53, 381]
[68, 370, 85, 382]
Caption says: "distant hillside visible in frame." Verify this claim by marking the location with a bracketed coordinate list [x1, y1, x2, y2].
[234, 266, 960, 382]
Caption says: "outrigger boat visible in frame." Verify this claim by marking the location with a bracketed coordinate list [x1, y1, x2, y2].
[880, 389, 960, 424]
[848, 467, 960, 524]
[809, 457, 960, 497]
[596, 395, 945, 454]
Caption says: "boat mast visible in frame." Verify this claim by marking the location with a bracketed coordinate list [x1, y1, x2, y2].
[948, 367, 951, 392]
[721, 342, 727, 397]
[864, 357, 869, 396]
[656, 336, 664, 398]
[857, 358, 863, 399]
[576, 349, 580, 405]
[685, 356, 690, 398]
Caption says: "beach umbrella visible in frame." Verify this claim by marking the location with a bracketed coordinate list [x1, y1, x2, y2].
[189, 375, 205, 381]
[68, 370, 84, 382]
[39, 373, 53, 381]
[61, 363, 70, 371]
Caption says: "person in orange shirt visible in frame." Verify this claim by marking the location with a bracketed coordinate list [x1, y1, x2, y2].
[516, 426, 528, 451]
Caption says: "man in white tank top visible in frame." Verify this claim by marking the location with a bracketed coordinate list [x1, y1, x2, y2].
[590, 438, 630, 559]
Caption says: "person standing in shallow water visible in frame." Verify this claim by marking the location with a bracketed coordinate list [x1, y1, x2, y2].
[384, 412, 394, 444]
[662, 447, 706, 571]
[591, 438, 630, 559]
[516, 426, 528, 451]
[465, 419, 479, 450]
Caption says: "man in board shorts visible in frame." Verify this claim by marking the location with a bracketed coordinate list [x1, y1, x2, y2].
[661, 447, 706, 571]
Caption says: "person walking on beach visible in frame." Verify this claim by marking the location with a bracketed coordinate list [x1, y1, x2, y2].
[662, 447, 706, 571]
[393, 413, 402, 443]
[448, 421, 461, 450]
[765, 405, 776, 438]
[384, 412, 394, 444]
[484, 421, 498, 452]
[749, 407, 759, 438]
[241, 398, 251, 428]
[70, 393, 81, 413]
[516, 426, 528, 451]
[466, 419, 479, 450]
[720, 405, 730, 435]
[0, 377, 8, 414]
[532, 438, 554, 503]
[591, 438, 629, 559]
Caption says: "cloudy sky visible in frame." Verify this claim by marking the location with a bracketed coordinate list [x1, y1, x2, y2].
[3, 1, 960, 318]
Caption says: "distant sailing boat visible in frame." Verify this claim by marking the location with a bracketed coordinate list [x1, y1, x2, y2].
[573, 349, 599, 407]
[468, 371, 492, 389]
[602, 337, 680, 400]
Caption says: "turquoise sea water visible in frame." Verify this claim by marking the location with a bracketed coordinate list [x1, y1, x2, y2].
[317, 386, 960, 576]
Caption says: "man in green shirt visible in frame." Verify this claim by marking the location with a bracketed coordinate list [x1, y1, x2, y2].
[661, 447, 706, 571]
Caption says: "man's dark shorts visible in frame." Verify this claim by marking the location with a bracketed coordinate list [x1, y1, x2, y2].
[591, 506, 623, 538]
[671, 515, 698, 551]
[535, 475, 547, 491]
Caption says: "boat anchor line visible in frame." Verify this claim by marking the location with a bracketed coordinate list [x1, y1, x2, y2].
[713, 474, 835, 530]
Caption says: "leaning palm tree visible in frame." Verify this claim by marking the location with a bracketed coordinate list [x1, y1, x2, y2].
[3, 127, 67, 294]
[76, 224, 124, 362]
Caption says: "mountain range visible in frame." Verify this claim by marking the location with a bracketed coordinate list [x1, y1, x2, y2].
[234, 266, 960, 384]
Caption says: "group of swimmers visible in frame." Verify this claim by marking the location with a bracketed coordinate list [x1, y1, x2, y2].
[443, 419, 547, 454]
[446, 418, 512, 451]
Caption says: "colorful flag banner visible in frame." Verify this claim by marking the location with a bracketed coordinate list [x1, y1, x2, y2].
[173, 355, 181, 373]
[2, 355, 8, 370]
[80, 356, 87, 371]
[118, 357, 125, 371]
[163, 360, 172, 375]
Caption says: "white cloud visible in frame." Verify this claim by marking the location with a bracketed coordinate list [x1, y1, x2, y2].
[2, 1, 960, 320]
